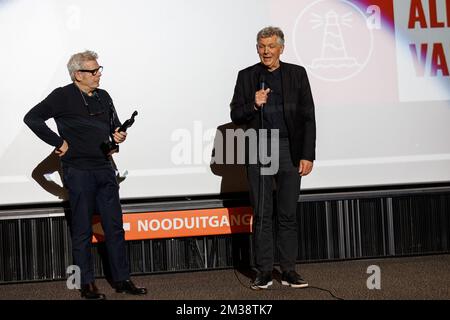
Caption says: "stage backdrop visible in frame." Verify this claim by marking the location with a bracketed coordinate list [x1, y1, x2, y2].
[0, 0, 449, 205]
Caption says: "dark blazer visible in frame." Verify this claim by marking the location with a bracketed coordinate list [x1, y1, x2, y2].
[230, 61, 316, 164]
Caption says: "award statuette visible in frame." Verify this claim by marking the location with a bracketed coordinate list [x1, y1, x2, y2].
[101, 111, 138, 156]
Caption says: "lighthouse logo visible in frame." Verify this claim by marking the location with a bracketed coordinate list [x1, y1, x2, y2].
[293, 0, 374, 82]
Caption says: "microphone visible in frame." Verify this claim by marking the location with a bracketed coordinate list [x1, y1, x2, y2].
[259, 75, 267, 108]
[260, 75, 266, 91]
[258, 75, 265, 131]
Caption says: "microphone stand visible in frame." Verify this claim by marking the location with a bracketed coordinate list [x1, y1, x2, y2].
[257, 79, 266, 241]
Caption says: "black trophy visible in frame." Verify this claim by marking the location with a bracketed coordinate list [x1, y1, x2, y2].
[101, 111, 138, 156]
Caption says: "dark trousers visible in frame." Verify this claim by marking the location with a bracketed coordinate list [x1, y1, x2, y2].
[63, 166, 129, 285]
[247, 138, 301, 273]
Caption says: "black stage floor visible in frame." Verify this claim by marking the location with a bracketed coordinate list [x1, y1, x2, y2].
[1, 254, 449, 300]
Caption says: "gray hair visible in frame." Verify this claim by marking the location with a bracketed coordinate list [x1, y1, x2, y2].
[257, 26, 285, 46]
[67, 50, 98, 81]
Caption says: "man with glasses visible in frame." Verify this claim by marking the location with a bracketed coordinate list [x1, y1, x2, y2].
[24, 50, 147, 299]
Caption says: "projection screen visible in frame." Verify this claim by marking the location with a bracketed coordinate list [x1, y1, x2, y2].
[1, 0, 449, 205]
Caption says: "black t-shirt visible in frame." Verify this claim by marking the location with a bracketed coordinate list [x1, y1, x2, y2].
[260, 67, 289, 138]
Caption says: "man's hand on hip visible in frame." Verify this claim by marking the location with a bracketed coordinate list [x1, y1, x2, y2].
[299, 159, 313, 176]
[55, 140, 69, 157]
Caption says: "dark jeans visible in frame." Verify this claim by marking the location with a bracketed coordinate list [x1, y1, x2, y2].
[247, 138, 301, 273]
[63, 166, 129, 285]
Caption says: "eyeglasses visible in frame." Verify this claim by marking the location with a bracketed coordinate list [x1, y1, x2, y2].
[78, 66, 103, 76]
[86, 103, 105, 116]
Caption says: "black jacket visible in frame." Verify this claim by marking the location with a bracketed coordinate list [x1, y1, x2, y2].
[230, 61, 316, 164]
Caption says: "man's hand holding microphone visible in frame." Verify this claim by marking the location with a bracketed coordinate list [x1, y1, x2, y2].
[254, 88, 271, 110]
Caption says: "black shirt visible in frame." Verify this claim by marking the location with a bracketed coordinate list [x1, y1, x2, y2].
[260, 66, 289, 138]
[24, 83, 121, 170]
